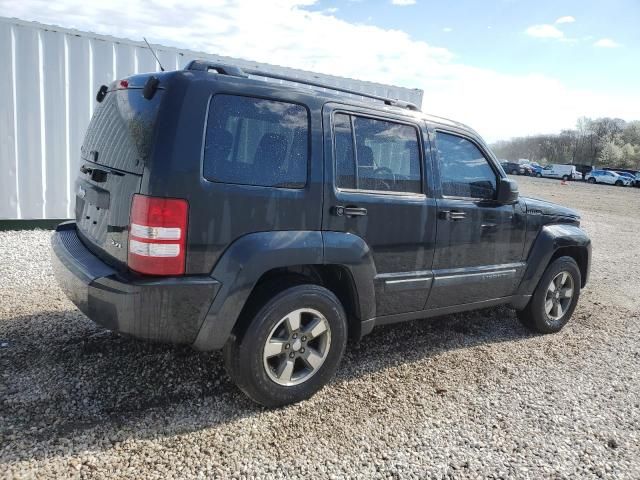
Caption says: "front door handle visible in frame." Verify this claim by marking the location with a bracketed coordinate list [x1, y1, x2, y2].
[333, 206, 368, 217]
[439, 210, 466, 221]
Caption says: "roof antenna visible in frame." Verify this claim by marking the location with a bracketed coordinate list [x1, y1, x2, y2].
[143, 37, 165, 72]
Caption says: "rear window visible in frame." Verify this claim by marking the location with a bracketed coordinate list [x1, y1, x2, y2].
[81, 88, 163, 174]
[203, 95, 309, 188]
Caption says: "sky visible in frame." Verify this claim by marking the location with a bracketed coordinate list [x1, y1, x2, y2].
[1, 0, 638, 141]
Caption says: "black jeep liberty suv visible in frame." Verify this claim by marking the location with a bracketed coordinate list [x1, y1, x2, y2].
[52, 61, 591, 406]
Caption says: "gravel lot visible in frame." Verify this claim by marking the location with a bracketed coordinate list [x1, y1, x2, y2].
[1, 177, 639, 479]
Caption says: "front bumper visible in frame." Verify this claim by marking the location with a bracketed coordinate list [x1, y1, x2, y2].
[51, 222, 220, 344]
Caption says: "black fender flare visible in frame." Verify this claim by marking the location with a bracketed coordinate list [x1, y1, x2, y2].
[322, 231, 377, 324]
[192, 231, 377, 351]
[516, 224, 591, 299]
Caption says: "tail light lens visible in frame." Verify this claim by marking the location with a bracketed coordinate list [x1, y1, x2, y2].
[128, 195, 188, 275]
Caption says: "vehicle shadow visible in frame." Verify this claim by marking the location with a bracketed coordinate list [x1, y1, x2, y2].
[0, 306, 534, 463]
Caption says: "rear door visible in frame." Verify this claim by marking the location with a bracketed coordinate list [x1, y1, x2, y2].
[322, 104, 437, 317]
[427, 129, 526, 309]
[75, 78, 164, 269]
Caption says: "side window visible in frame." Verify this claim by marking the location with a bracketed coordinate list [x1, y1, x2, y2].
[333, 113, 422, 194]
[203, 95, 308, 188]
[436, 132, 497, 200]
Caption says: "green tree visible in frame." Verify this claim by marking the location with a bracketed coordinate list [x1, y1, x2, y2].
[598, 141, 623, 167]
[620, 143, 640, 168]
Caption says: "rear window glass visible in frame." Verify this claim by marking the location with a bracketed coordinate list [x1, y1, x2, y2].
[82, 88, 163, 174]
[203, 95, 309, 188]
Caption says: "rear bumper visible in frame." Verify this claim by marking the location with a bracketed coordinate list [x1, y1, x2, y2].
[51, 222, 220, 344]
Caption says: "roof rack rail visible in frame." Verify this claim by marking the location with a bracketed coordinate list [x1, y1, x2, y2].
[185, 60, 247, 78]
[184, 60, 420, 112]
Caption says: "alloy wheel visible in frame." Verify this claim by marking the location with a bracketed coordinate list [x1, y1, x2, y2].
[263, 308, 332, 386]
[544, 272, 574, 321]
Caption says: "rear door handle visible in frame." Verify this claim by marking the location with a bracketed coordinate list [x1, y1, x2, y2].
[333, 206, 368, 217]
[439, 210, 466, 221]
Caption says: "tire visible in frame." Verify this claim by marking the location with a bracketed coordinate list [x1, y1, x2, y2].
[536, 173, 542, 178]
[517, 256, 581, 334]
[223, 284, 348, 407]
[511, 169, 518, 175]
[587, 177, 596, 184]
[615, 180, 623, 186]
[562, 175, 569, 181]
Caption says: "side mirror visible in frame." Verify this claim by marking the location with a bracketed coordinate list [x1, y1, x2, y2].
[496, 177, 519, 204]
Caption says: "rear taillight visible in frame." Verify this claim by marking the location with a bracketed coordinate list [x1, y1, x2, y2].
[128, 195, 188, 276]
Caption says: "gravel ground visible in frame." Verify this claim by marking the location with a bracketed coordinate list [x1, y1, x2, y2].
[1, 177, 639, 479]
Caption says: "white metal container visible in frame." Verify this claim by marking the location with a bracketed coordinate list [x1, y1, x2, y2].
[0, 16, 423, 220]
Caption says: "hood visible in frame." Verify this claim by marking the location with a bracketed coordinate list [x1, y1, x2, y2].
[522, 197, 580, 221]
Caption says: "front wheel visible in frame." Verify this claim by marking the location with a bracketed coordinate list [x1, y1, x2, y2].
[223, 284, 348, 407]
[517, 256, 581, 333]
[536, 173, 542, 178]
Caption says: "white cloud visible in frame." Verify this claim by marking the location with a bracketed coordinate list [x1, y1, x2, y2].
[0, 0, 637, 141]
[390, 0, 416, 5]
[525, 24, 564, 39]
[442, 27, 453, 32]
[555, 16, 575, 24]
[594, 38, 622, 48]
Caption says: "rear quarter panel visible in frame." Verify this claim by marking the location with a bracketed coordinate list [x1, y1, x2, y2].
[142, 73, 326, 274]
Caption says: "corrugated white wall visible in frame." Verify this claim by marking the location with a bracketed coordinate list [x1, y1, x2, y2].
[0, 16, 424, 220]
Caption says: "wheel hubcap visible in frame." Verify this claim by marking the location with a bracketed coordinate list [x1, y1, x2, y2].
[545, 271, 574, 321]
[263, 308, 331, 386]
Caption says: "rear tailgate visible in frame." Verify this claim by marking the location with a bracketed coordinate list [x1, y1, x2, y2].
[75, 76, 164, 270]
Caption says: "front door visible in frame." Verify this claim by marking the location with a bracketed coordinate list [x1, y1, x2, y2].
[322, 105, 437, 317]
[426, 130, 527, 309]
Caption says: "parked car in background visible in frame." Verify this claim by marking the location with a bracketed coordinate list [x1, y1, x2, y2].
[538, 164, 582, 181]
[529, 163, 543, 176]
[521, 163, 533, 176]
[614, 171, 638, 186]
[585, 170, 631, 186]
[501, 161, 531, 175]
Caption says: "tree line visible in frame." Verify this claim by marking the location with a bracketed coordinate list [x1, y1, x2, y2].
[491, 117, 640, 169]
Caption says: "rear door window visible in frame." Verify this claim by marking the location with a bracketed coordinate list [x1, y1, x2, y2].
[203, 95, 309, 188]
[333, 113, 422, 194]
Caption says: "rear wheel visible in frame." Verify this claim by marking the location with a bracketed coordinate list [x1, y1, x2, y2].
[223, 284, 348, 407]
[562, 175, 569, 181]
[536, 173, 542, 178]
[615, 180, 623, 186]
[588, 177, 596, 184]
[517, 256, 581, 334]
[511, 169, 519, 175]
